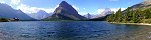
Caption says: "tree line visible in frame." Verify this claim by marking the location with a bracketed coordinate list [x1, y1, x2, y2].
[106, 7, 151, 23]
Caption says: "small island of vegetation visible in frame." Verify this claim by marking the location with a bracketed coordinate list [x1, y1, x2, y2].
[0, 18, 8, 22]
[0, 18, 20, 22]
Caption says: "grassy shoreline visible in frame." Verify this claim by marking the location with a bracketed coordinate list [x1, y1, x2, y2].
[109, 22, 151, 26]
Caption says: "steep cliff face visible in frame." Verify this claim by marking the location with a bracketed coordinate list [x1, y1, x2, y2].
[45, 1, 86, 20]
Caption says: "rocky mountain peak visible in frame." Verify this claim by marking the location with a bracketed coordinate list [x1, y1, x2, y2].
[55, 1, 78, 15]
[98, 8, 112, 17]
[144, 0, 151, 2]
[59, 1, 69, 6]
[37, 10, 47, 14]
[44, 1, 86, 20]
[143, 0, 151, 4]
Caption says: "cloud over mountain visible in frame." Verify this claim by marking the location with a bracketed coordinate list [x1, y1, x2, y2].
[16, 4, 58, 14]
[0, 0, 57, 14]
[11, 0, 21, 5]
[97, 8, 126, 14]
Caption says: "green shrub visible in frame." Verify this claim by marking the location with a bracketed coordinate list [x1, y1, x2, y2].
[0, 18, 8, 22]
[141, 19, 151, 23]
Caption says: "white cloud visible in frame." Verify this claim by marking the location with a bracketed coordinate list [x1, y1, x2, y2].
[110, 8, 119, 12]
[97, 8, 126, 14]
[0, 0, 6, 3]
[71, 5, 90, 15]
[11, 0, 21, 5]
[83, 8, 86, 10]
[110, 8, 126, 12]
[97, 9, 105, 14]
[16, 4, 58, 14]
[79, 12, 88, 15]
[16, 4, 39, 13]
[38, 5, 59, 13]
[10, 0, 59, 14]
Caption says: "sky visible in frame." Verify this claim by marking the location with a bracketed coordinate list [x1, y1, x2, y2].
[0, 0, 144, 15]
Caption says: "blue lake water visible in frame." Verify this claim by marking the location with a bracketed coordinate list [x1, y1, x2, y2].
[0, 21, 151, 40]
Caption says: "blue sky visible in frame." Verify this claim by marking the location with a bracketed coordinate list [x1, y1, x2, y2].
[0, 0, 143, 15]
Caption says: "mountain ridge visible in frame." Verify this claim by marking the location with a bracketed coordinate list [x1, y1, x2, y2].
[44, 1, 86, 20]
[0, 3, 35, 20]
[28, 10, 52, 20]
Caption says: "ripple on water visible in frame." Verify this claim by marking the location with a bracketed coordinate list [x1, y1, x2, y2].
[0, 21, 151, 40]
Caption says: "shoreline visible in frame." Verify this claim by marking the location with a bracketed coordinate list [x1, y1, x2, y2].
[109, 22, 151, 26]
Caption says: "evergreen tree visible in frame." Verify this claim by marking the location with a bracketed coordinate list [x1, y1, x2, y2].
[115, 8, 122, 22]
[106, 7, 151, 23]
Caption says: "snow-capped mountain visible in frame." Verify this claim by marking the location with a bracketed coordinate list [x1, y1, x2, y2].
[28, 10, 52, 20]
[97, 8, 112, 17]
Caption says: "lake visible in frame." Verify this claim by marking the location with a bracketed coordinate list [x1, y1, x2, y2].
[0, 21, 151, 40]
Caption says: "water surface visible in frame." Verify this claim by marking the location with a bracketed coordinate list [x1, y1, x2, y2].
[0, 21, 151, 40]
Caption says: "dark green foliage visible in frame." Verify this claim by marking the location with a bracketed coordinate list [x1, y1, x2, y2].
[106, 11, 115, 22]
[0, 18, 8, 22]
[106, 8, 151, 23]
[106, 8, 123, 22]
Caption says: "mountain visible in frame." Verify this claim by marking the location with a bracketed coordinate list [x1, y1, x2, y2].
[89, 15, 110, 21]
[28, 10, 52, 20]
[97, 8, 112, 17]
[83, 13, 98, 19]
[124, 0, 151, 11]
[83, 13, 92, 19]
[88, 8, 112, 21]
[106, 0, 151, 23]
[0, 3, 35, 20]
[122, 0, 151, 14]
[44, 1, 86, 20]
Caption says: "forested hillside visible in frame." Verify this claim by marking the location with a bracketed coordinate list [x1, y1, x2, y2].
[106, 7, 151, 23]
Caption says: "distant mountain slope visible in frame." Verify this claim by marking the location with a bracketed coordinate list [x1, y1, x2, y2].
[124, 1, 151, 11]
[83, 13, 92, 19]
[97, 8, 112, 17]
[28, 10, 52, 20]
[0, 3, 35, 20]
[106, 1, 151, 23]
[44, 1, 86, 20]
[122, 1, 151, 14]
[89, 8, 112, 21]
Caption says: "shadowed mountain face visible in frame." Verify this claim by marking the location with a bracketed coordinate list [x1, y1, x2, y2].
[0, 3, 34, 20]
[45, 1, 86, 20]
